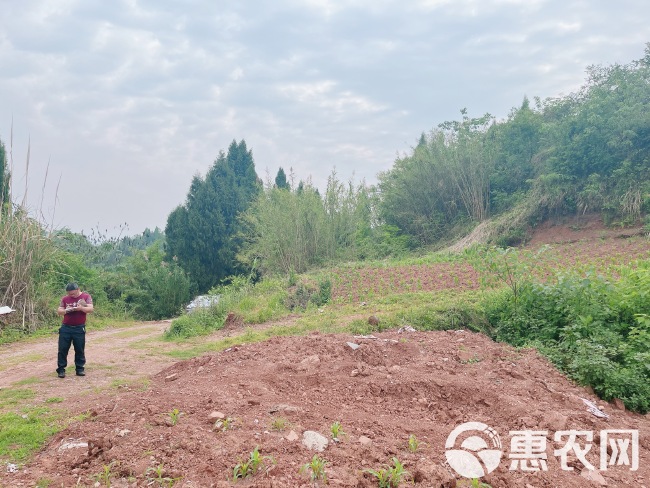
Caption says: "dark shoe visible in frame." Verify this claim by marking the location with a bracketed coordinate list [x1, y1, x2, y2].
[57, 371, 65, 378]
[76, 370, 85, 376]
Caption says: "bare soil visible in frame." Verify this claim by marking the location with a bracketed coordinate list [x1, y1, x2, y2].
[1, 218, 650, 487]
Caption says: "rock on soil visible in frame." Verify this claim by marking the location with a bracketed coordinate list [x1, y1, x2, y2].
[4, 330, 650, 487]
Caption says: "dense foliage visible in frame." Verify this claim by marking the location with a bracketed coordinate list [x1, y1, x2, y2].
[240, 171, 410, 276]
[485, 257, 650, 413]
[165, 140, 261, 292]
[378, 46, 650, 245]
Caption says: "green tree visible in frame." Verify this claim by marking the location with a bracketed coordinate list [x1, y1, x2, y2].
[165, 140, 261, 291]
[546, 44, 650, 221]
[438, 110, 496, 222]
[378, 110, 497, 245]
[241, 184, 327, 274]
[122, 243, 191, 320]
[378, 139, 458, 245]
[489, 97, 543, 213]
[274, 167, 290, 190]
[241, 172, 392, 275]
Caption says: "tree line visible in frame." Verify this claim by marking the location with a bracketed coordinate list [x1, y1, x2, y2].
[1, 45, 648, 332]
[165, 45, 650, 290]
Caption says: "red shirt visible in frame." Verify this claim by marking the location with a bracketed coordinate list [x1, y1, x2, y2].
[60, 292, 93, 326]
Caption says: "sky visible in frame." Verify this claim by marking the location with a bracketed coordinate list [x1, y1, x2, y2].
[1, 0, 648, 237]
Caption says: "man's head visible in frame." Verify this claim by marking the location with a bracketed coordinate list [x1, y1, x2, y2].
[65, 282, 81, 297]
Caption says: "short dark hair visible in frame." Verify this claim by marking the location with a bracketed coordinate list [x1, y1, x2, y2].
[65, 283, 79, 292]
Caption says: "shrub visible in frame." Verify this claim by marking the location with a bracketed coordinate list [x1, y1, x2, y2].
[486, 262, 650, 413]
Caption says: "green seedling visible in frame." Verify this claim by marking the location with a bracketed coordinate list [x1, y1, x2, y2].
[214, 417, 235, 432]
[93, 461, 116, 487]
[270, 416, 288, 431]
[299, 454, 328, 483]
[146, 463, 182, 487]
[365, 457, 409, 488]
[168, 408, 182, 426]
[472, 480, 492, 488]
[330, 420, 347, 441]
[407, 434, 420, 452]
[232, 446, 274, 481]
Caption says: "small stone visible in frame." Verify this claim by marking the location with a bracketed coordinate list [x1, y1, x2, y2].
[59, 439, 88, 451]
[165, 373, 178, 382]
[346, 342, 360, 350]
[286, 430, 299, 442]
[209, 411, 226, 420]
[302, 431, 329, 452]
[358, 436, 372, 446]
[301, 355, 321, 366]
[197, 366, 204, 373]
[118, 429, 131, 437]
[368, 316, 379, 326]
[581, 468, 607, 486]
[350, 369, 359, 377]
[270, 404, 301, 414]
[613, 398, 626, 411]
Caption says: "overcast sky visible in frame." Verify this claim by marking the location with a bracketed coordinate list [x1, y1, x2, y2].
[1, 0, 648, 237]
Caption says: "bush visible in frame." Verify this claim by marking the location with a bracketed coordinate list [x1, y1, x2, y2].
[165, 276, 289, 339]
[285, 277, 331, 310]
[486, 263, 650, 413]
[126, 264, 192, 320]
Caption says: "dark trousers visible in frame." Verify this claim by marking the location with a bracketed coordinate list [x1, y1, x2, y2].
[57, 325, 86, 373]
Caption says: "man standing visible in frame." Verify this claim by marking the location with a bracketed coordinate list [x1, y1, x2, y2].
[56, 283, 93, 378]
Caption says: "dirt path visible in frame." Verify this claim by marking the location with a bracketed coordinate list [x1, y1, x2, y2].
[0, 315, 306, 405]
[0, 321, 179, 401]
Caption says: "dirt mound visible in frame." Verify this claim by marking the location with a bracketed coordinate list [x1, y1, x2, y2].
[6, 331, 649, 487]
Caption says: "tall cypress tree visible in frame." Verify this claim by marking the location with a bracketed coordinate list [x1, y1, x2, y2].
[165, 140, 260, 291]
[274, 167, 289, 190]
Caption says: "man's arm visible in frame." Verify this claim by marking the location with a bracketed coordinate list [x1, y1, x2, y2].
[57, 306, 67, 316]
[77, 303, 94, 314]
[77, 298, 94, 314]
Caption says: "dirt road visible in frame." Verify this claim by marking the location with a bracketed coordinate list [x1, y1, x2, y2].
[0, 321, 178, 402]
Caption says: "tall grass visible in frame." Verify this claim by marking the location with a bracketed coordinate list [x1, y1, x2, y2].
[0, 138, 61, 333]
[0, 210, 60, 330]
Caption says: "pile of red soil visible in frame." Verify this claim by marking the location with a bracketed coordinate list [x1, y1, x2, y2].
[6, 330, 649, 487]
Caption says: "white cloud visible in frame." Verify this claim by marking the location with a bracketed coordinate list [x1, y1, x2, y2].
[1, 0, 648, 235]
